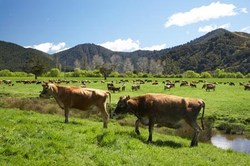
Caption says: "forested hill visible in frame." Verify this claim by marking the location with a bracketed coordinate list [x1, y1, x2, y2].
[0, 41, 53, 74]
[53, 28, 250, 74]
[160, 29, 250, 74]
[1, 28, 250, 74]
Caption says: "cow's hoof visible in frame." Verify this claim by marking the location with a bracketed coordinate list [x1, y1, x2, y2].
[135, 130, 140, 135]
[146, 139, 152, 144]
[190, 142, 198, 147]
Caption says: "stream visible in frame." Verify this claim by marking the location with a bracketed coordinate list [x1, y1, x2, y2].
[211, 133, 250, 154]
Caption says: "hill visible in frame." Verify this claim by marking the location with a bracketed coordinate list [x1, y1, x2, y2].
[0, 41, 54, 73]
[53, 28, 250, 74]
[1, 107, 250, 165]
[160, 28, 250, 74]
[1, 29, 250, 74]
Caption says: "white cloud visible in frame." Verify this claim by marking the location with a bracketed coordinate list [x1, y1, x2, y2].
[141, 44, 167, 51]
[164, 2, 237, 28]
[241, 26, 250, 33]
[100, 38, 140, 52]
[198, 23, 230, 33]
[100, 38, 166, 52]
[26, 42, 68, 53]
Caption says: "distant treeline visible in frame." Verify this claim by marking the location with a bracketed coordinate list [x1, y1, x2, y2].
[0, 68, 249, 78]
[0, 68, 250, 78]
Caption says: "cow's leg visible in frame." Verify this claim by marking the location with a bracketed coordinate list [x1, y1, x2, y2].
[189, 121, 201, 147]
[135, 119, 140, 135]
[147, 120, 154, 143]
[64, 107, 70, 123]
[100, 105, 109, 128]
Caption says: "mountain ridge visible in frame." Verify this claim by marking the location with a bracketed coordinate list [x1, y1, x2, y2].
[1, 28, 250, 74]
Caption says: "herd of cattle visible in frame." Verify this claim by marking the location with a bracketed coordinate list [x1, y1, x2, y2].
[1, 78, 250, 91]
[1, 78, 249, 147]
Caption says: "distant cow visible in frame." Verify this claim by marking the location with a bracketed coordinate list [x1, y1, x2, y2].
[131, 84, 140, 91]
[164, 83, 175, 90]
[202, 83, 216, 91]
[110, 86, 121, 93]
[113, 93, 205, 147]
[180, 81, 189, 87]
[164, 84, 172, 90]
[244, 84, 250, 90]
[39, 83, 111, 128]
[190, 83, 197, 88]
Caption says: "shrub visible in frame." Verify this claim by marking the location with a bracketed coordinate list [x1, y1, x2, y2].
[0, 69, 13, 76]
[200, 72, 212, 78]
[49, 68, 61, 77]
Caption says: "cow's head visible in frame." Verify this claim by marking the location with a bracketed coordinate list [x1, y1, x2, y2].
[113, 95, 130, 116]
[39, 82, 53, 98]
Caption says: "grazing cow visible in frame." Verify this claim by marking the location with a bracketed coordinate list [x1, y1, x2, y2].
[190, 83, 197, 88]
[131, 84, 140, 91]
[110, 86, 121, 93]
[164, 83, 175, 90]
[244, 84, 250, 90]
[180, 81, 189, 87]
[113, 93, 205, 147]
[164, 84, 172, 90]
[39, 83, 111, 128]
[202, 83, 216, 91]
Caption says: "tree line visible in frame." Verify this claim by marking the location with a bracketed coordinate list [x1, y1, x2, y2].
[0, 68, 249, 79]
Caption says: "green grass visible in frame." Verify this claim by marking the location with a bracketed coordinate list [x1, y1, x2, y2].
[1, 77, 249, 133]
[0, 108, 250, 166]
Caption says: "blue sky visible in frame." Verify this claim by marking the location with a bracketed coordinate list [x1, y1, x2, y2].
[0, 0, 249, 54]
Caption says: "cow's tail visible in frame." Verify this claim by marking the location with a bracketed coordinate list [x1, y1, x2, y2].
[106, 91, 112, 118]
[200, 100, 205, 130]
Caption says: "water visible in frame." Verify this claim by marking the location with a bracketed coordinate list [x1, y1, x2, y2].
[211, 134, 250, 154]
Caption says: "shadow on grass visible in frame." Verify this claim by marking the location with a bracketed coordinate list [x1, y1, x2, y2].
[46, 119, 85, 126]
[116, 130, 183, 148]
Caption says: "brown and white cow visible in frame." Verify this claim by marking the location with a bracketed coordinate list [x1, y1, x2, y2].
[113, 93, 205, 147]
[39, 83, 111, 128]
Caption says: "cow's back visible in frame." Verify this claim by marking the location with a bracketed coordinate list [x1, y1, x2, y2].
[133, 93, 198, 128]
[57, 86, 108, 110]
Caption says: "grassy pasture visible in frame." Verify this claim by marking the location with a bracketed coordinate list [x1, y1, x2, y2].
[0, 77, 249, 132]
[0, 77, 250, 165]
[0, 108, 250, 165]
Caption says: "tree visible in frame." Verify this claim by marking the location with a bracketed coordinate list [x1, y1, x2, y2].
[24, 55, 51, 79]
[49, 68, 60, 77]
[74, 59, 81, 69]
[201, 71, 212, 78]
[149, 59, 163, 74]
[183, 70, 200, 78]
[110, 54, 123, 72]
[137, 57, 149, 73]
[0, 69, 13, 76]
[92, 54, 104, 69]
[72, 68, 82, 77]
[99, 63, 116, 80]
[123, 58, 134, 72]
[236, 72, 244, 78]
[81, 55, 89, 70]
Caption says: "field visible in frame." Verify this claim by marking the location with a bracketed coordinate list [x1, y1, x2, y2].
[0, 77, 249, 131]
[1, 108, 250, 165]
[0, 77, 250, 165]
